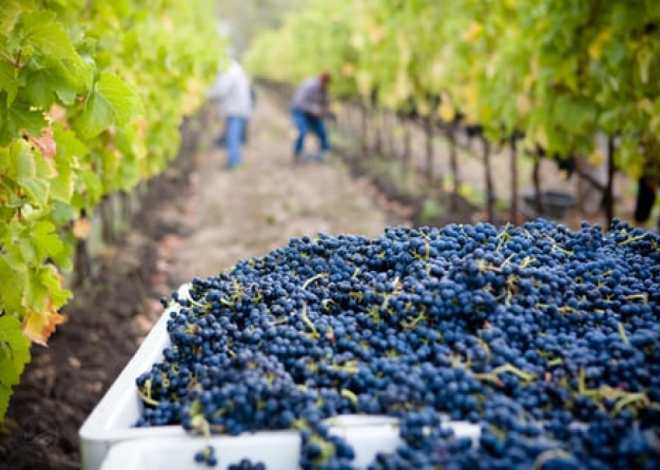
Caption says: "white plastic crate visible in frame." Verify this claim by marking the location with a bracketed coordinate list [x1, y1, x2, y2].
[99, 420, 481, 470]
[80, 284, 481, 470]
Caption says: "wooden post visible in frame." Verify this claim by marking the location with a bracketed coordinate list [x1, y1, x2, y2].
[402, 118, 412, 171]
[374, 111, 383, 155]
[73, 239, 91, 288]
[424, 115, 434, 182]
[604, 135, 616, 228]
[361, 103, 369, 159]
[533, 156, 543, 214]
[449, 127, 460, 211]
[509, 136, 519, 223]
[100, 197, 114, 243]
[386, 113, 396, 159]
[482, 136, 495, 223]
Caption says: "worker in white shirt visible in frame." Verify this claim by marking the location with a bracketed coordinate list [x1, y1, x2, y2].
[209, 59, 253, 169]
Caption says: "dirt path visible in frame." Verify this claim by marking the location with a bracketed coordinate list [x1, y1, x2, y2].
[171, 90, 387, 285]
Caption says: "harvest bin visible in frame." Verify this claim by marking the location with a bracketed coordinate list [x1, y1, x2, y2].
[79, 284, 480, 470]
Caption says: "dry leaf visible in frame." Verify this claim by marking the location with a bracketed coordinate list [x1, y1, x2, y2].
[29, 127, 57, 159]
[22, 305, 66, 346]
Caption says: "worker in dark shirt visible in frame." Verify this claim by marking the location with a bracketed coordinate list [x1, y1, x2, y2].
[290, 72, 332, 163]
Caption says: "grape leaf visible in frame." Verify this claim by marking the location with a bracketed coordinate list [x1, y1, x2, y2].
[13, 140, 35, 178]
[0, 60, 18, 107]
[0, 0, 23, 35]
[0, 257, 25, 314]
[0, 316, 30, 386]
[51, 154, 74, 203]
[40, 265, 71, 309]
[22, 266, 69, 346]
[19, 11, 89, 87]
[28, 126, 57, 161]
[24, 70, 56, 109]
[79, 169, 103, 203]
[18, 177, 49, 207]
[31, 221, 64, 262]
[22, 305, 65, 347]
[0, 315, 31, 419]
[8, 103, 47, 136]
[77, 72, 143, 139]
[96, 72, 143, 127]
[54, 124, 87, 159]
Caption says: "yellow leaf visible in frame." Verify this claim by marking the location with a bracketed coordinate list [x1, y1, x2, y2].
[22, 304, 66, 346]
[534, 126, 549, 149]
[588, 29, 611, 60]
[341, 63, 355, 77]
[463, 21, 482, 44]
[439, 98, 455, 122]
[589, 148, 605, 166]
[637, 98, 653, 114]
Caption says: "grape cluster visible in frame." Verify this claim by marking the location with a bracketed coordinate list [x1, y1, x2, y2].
[136, 219, 659, 469]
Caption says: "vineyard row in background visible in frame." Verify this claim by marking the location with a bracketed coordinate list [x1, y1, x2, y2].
[246, 0, 659, 228]
[334, 100, 641, 227]
[263, 79, 643, 229]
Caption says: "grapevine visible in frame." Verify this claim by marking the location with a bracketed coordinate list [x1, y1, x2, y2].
[245, 0, 660, 223]
[0, 1, 221, 418]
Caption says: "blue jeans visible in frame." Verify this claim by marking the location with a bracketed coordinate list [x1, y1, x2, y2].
[291, 109, 329, 158]
[225, 116, 247, 169]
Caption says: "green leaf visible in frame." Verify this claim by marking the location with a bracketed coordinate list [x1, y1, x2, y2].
[20, 11, 83, 73]
[0, 0, 23, 35]
[51, 155, 74, 203]
[54, 124, 87, 159]
[40, 265, 71, 308]
[96, 72, 143, 127]
[0, 60, 19, 106]
[18, 177, 49, 206]
[0, 384, 10, 421]
[49, 228, 74, 272]
[0, 256, 25, 314]
[32, 221, 64, 262]
[55, 83, 77, 106]
[79, 169, 103, 203]
[0, 315, 31, 420]
[76, 88, 114, 139]
[76, 72, 142, 139]
[8, 103, 47, 135]
[24, 70, 56, 109]
[12, 140, 35, 179]
[24, 267, 49, 312]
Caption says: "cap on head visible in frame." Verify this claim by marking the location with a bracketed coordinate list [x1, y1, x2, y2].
[319, 72, 332, 84]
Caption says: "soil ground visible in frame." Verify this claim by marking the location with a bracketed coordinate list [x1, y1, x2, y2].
[0, 90, 393, 470]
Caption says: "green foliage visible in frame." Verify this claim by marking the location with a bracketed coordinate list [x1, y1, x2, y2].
[0, 316, 30, 418]
[246, 0, 659, 174]
[0, 0, 221, 419]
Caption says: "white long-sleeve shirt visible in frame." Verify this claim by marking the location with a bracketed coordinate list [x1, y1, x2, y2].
[208, 60, 253, 118]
